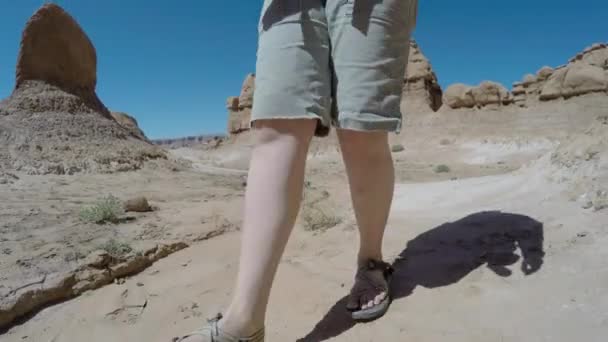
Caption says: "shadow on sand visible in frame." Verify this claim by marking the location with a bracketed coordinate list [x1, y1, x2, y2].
[297, 211, 545, 341]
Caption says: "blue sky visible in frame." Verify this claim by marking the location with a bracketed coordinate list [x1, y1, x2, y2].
[0, 0, 606, 139]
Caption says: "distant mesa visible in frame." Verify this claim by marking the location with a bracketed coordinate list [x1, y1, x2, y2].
[0, 4, 164, 175]
[152, 134, 226, 149]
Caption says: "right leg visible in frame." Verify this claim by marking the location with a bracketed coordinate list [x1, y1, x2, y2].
[221, 119, 316, 334]
[179, 119, 316, 342]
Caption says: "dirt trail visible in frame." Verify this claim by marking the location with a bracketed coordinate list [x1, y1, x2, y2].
[3, 167, 607, 342]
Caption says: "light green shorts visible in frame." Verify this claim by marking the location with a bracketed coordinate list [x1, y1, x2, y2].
[252, 0, 418, 136]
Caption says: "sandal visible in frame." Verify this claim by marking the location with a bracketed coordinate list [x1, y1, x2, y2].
[173, 313, 265, 342]
[346, 259, 394, 321]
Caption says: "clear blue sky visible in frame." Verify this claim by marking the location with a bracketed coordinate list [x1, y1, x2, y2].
[0, 0, 606, 139]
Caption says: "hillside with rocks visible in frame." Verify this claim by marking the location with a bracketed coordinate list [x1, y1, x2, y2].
[0, 4, 165, 175]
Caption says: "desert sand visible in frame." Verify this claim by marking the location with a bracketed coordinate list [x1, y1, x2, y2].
[2, 4, 608, 342]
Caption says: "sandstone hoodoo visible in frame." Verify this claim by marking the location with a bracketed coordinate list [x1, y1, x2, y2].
[227, 74, 255, 135]
[403, 40, 443, 113]
[0, 4, 165, 174]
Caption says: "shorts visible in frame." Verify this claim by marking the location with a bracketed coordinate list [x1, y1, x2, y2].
[251, 0, 418, 137]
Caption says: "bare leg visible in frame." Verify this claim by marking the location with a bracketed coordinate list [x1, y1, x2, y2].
[338, 129, 395, 311]
[213, 119, 316, 338]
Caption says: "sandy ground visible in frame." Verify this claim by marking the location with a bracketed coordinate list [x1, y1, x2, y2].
[2, 96, 608, 341]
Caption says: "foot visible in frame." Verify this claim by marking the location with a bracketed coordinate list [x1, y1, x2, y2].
[173, 314, 265, 342]
[346, 259, 393, 321]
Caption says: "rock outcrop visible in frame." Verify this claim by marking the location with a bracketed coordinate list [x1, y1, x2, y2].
[14, 3, 109, 117]
[0, 4, 164, 174]
[444, 81, 512, 109]
[402, 40, 443, 113]
[227, 74, 255, 135]
[111, 112, 148, 141]
[513, 43, 608, 107]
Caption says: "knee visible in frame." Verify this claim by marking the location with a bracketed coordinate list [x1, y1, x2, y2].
[338, 130, 390, 161]
[251, 119, 316, 149]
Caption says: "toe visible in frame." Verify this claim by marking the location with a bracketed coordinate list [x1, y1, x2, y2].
[374, 292, 386, 305]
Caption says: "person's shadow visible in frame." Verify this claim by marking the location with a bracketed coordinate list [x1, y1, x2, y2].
[297, 211, 545, 341]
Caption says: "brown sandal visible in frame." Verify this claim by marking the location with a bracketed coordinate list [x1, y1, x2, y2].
[346, 259, 394, 321]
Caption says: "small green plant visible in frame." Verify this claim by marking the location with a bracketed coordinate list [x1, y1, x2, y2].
[391, 144, 405, 153]
[99, 238, 133, 258]
[79, 195, 123, 224]
[434, 164, 451, 173]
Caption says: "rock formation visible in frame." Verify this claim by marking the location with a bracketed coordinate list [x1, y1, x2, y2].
[444, 81, 512, 109]
[403, 40, 443, 113]
[111, 112, 148, 141]
[513, 43, 608, 107]
[227, 74, 255, 135]
[14, 3, 109, 117]
[0, 4, 164, 174]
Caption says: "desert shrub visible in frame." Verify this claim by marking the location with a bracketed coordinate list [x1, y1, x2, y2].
[434, 164, 451, 173]
[99, 238, 133, 258]
[79, 194, 123, 224]
[391, 144, 405, 153]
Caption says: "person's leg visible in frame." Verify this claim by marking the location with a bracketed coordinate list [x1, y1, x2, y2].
[325, 0, 419, 316]
[221, 119, 316, 334]
[338, 129, 394, 265]
[179, 119, 316, 342]
[338, 129, 394, 311]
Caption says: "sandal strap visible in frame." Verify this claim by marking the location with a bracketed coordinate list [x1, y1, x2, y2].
[174, 313, 265, 342]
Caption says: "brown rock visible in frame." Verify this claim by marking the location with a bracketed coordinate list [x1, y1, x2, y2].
[228, 107, 252, 135]
[471, 81, 512, 106]
[111, 112, 148, 141]
[443, 83, 474, 109]
[539, 68, 568, 101]
[403, 40, 443, 113]
[15, 4, 109, 117]
[0, 4, 166, 174]
[238, 74, 255, 109]
[541, 62, 608, 101]
[124, 197, 153, 212]
[562, 63, 608, 97]
[522, 74, 537, 86]
[536, 66, 554, 81]
[84, 250, 111, 269]
[226, 96, 239, 110]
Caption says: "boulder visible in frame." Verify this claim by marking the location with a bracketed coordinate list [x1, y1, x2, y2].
[471, 81, 512, 106]
[443, 83, 474, 109]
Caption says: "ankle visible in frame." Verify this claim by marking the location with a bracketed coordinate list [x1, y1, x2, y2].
[357, 252, 383, 266]
[220, 309, 264, 336]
